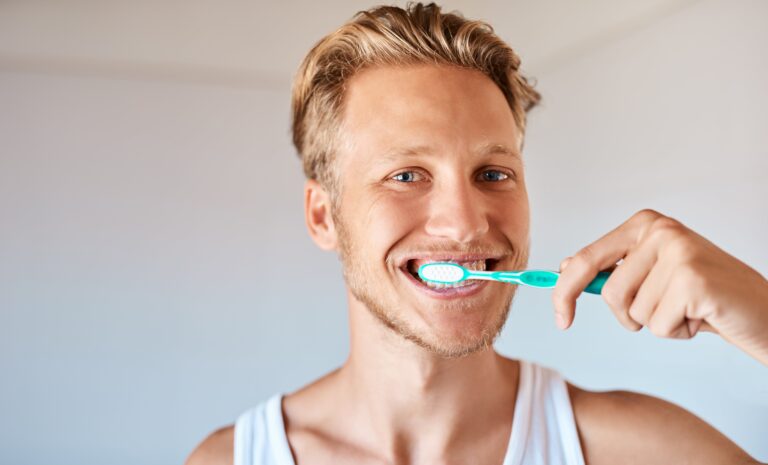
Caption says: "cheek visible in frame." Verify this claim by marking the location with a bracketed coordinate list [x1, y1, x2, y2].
[489, 190, 530, 236]
[364, 195, 423, 250]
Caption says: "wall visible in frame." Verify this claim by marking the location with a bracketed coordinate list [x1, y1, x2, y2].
[0, 0, 765, 463]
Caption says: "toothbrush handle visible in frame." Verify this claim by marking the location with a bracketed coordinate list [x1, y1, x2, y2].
[480, 270, 610, 294]
[584, 271, 611, 295]
[490, 271, 522, 284]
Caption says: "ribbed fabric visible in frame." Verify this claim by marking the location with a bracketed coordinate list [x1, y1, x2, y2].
[234, 360, 585, 465]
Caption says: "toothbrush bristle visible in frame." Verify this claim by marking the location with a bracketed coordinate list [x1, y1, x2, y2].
[418, 262, 466, 284]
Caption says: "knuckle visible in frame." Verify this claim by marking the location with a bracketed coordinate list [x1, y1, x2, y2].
[634, 208, 662, 223]
[652, 215, 682, 232]
[571, 246, 599, 273]
[646, 216, 684, 242]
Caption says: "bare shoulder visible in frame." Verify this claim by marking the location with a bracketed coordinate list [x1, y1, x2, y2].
[184, 424, 234, 465]
[566, 383, 762, 465]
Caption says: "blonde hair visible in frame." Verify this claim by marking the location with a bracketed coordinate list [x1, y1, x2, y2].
[291, 2, 541, 193]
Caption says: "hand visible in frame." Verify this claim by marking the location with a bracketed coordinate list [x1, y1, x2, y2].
[552, 209, 768, 366]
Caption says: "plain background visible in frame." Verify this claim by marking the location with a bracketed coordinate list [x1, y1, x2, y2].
[0, 1, 766, 464]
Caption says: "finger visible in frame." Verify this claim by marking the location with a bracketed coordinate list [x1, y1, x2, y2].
[560, 256, 618, 272]
[625, 262, 673, 330]
[601, 238, 660, 331]
[647, 283, 696, 339]
[553, 221, 646, 328]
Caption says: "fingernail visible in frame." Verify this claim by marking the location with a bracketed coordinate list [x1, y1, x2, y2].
[555, 313, 568, 330]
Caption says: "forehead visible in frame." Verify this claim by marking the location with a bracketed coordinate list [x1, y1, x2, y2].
[338, 64, 521, 161]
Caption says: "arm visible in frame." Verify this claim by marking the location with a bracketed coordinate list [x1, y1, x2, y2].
[568, 384, 763, 465]
[184, 425, 234, 465]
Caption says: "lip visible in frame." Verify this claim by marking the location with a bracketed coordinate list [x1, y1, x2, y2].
[398, 263, 490, 300]
[395, 253, 501, 269]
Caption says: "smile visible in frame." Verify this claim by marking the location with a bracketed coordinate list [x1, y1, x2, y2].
[398, 255, 500, 299]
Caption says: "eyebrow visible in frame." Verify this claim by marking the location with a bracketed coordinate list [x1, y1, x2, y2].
[477, 143, 522, 160]
[380, 142, 522, 162]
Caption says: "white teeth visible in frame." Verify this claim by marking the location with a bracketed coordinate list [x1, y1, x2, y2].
[463, 260, 486, 271]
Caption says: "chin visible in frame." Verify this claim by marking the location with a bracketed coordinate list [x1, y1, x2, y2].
[414, 306, 508, 356]
[419, 329, 498, 358]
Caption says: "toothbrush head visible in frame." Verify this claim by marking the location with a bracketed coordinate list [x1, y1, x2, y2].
[418, 262, 469, 284]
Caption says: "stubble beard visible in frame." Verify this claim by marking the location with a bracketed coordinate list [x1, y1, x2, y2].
[333, 211, 528, 359]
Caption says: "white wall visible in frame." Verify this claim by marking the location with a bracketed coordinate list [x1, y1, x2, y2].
[0, 0, 765, 464]
[0, 73, 348, 464]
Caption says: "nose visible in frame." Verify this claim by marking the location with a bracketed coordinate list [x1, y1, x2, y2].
[424, 177, 489, 243]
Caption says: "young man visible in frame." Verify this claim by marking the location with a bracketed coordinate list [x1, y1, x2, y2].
[187, 4, 768, 464]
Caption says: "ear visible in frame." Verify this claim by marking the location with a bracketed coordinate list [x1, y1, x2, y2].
[304, 179, 338, 250]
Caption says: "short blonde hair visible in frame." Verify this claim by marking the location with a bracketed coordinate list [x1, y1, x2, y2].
[291, 2, 541, 192]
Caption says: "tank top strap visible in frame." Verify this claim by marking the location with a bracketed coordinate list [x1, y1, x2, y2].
[234, 393, 294, 465]
[503, 360, 586, 465]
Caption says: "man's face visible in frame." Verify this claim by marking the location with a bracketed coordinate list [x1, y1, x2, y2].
[332, 64, 530, 357]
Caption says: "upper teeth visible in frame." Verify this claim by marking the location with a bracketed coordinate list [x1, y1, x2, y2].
[460, 260, 486, 271]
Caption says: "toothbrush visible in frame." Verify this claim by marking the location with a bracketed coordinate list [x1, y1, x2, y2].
[418, 262, 610, 295]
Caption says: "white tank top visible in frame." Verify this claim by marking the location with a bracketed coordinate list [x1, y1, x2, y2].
[234, 360, 585, 465]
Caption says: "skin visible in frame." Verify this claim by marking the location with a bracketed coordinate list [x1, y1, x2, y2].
[552, 210, 768, 366]
[186, 65, 767, 465]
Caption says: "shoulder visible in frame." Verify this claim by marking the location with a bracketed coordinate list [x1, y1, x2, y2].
[184, 424, 234, 465]
[566, 383, 761, 465]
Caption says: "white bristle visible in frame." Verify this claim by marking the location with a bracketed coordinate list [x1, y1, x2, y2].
[419, 263, 465, 283]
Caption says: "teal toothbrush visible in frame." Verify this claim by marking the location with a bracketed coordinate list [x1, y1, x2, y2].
[418, 262, 609, 295]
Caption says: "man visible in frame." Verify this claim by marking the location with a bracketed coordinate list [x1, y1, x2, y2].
[187, 4, 768, 464]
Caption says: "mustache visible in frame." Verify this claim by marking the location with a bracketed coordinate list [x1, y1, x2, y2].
[387, 240, 521, 266]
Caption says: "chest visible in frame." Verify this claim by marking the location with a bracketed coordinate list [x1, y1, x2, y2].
[286, 423, 513, 465]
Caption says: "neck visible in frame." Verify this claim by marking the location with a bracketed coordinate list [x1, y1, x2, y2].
[332, 291, 519, 463]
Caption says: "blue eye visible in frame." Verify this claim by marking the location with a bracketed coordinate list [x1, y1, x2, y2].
[393, 171, 419, 182]
[479, 170, 509, 182]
